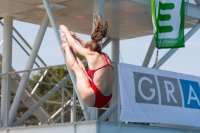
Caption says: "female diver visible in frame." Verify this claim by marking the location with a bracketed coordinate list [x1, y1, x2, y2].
[59, 15, 114, 108]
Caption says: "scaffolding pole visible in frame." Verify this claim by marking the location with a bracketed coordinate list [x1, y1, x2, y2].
[87, 0, 106, 121]
[98, 101, 118, 121]
[1, 16, 13, 127]
[71, 89, 76, 122]
[42, 0, 89, 120]
[111, 38, 120, 62]
[102, 38, 111, 49]
[142, 36, 155, 67]
[61, 87, 65, 123]
[195, 0, 200, 5]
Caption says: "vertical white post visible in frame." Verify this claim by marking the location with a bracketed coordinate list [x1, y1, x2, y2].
[73, 89, 76, 122]
[61, 87, 64, 123]
[87, 0, 105, 120]
[111, 38, 120, 62]
[71, 89, 76, 122]
[110, 0, 120, 122]
[70, 94, 73, 122]
[1, 16, 13, 127]
[110, 0, 120, 62]
[102, 38, 111, 48]
[110, 62, 119, 122]
[93, 0, 105, 25]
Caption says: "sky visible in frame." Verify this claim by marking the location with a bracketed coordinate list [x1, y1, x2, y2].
[0, 0, 200, 77]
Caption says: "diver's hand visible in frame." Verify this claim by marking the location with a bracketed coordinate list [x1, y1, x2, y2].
[69, 31, 78, 39]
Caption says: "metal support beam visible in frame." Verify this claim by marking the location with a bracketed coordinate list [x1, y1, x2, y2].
[111, 38, 120, 62]
[61, 87, 65, 123]
[9, 14, 49, 126]
[13, 75, 71, 126]
[154, 22, 200, 69]
[42, 0, 89, 120]
[73, 89, 77, 122]
[102, 38, 111, 49]
[49, 98, 72, 123]
[195, 0, 200, 5]
[93, 0, 105, 26]
[109, 63, 119, 122]
[185, 2, 200, 20]
[88, 0, 106, 121]
[0, 64, 65, 77]
[71, 89, 76, 122]
[1, 16, 13, 127]
[110, 0, 120, 61]
[142, 36, 155, 67]
[98, 101, 118, 121]
[54, 106, 73, 123]
[31, 69, 48, 95]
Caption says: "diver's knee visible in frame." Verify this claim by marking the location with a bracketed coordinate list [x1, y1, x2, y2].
[68, 61, 81, 71]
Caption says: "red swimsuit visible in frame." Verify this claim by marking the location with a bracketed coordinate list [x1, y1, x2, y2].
[87, 54, 114, 108]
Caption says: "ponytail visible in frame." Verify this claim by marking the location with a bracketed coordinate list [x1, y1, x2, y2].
[84, 14, 108, 53]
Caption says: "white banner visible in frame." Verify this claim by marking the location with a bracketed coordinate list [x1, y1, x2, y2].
[118, 63, 200, 127]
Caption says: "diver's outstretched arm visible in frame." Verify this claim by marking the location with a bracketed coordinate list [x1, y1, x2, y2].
[69, 31, 86, 46]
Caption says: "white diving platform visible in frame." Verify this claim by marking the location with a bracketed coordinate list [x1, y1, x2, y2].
[0, 122, 200, 133]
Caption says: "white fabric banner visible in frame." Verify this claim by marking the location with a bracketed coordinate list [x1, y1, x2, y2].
[118, 63, 200, 127]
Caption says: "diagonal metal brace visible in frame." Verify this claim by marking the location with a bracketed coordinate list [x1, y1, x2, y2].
[98, 101, 118, 121]
[42, 0, 89, 120]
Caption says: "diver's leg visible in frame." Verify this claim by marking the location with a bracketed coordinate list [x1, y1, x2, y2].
[75, 67, 95, 107]
[64, 44, 95, 106]
[69, 48, 91, 81]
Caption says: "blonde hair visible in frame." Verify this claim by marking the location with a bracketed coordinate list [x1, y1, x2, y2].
[84, 14, 108, 53]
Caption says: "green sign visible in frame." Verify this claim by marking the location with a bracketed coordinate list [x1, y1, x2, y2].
[152, 0, 185, 49]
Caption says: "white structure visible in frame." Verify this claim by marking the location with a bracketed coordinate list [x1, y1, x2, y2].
[0, 0, 200, 132]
